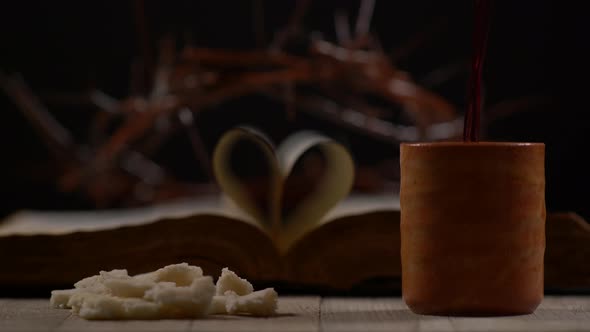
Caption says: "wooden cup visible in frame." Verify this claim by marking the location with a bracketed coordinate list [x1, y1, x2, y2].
[400, 142, 545, 315]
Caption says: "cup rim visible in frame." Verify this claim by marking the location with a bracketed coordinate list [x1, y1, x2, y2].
[401, 141, 544, 148]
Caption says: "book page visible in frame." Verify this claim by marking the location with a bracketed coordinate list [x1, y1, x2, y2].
[212, 127, 282, 231]
[0, 195, 258, 237]
[275, 131, 355, 253]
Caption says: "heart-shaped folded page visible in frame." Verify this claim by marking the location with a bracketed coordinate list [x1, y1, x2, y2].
[213, 127, 354, 252]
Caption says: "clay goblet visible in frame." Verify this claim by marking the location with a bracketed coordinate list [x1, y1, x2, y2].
[400, 142, 545, 315]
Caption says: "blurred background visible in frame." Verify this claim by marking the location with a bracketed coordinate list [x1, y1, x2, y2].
[0, 0, 588, 220]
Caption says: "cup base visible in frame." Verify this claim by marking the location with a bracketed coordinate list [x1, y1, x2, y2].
[405, 296, 542, 316]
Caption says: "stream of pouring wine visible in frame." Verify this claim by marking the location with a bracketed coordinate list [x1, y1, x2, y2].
[464, 0, 492, 142]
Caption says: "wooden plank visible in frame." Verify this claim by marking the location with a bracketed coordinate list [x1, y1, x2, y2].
[449, 296, 590, 332]
[0, 299, 70, 332]
[0, 297, 319, 332]
[321, 296, 590, 332]
[60, 296, 320, 332]
[320, 297, 460, 332]
[58, 316, 191, 332]
[188, 296, 320, 332]
[321, 297, 420, 332]
[4, 296, 590, 332]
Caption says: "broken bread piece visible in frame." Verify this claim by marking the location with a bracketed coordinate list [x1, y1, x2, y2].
[225, 288, 278, 316]
[50, 263, 277, 319]
[68, 293, 160, 320]
[209, 268, 277, 316]
[136, 263, 204, 286]
[143, 276, 215, 318]
[49, 289, 77, 309]
[215, 267, 254, 296]
[67, 276, 216, 319]
[50, 263, 215, 319]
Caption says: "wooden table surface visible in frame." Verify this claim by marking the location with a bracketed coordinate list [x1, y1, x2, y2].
[1, 296, 590, 331]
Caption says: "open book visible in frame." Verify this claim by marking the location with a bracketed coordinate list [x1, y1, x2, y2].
[2, 128, 590, 294]
[0, 128, 402, 294]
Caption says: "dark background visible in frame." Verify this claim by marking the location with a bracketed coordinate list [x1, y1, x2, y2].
[0, 1, 588, 219]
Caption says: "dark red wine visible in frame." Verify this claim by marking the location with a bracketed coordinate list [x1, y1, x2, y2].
[464, 0, 492, 142]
